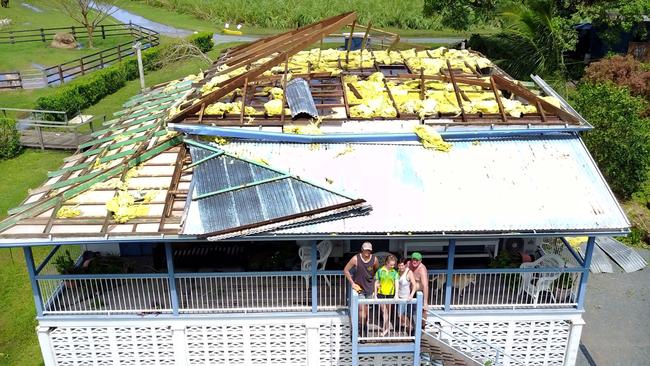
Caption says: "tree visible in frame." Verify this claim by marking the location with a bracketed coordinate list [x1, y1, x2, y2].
[423, 0, 504, 31]
[54, 0, 120, 48]
[571, 81, 650, 198]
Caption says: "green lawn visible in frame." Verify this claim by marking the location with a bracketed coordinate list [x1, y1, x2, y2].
[0, 149, 68, 366]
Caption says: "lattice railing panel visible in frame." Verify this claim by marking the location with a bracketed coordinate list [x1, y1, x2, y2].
[50, 326, 174, 366]
[445, 319, 571, 366]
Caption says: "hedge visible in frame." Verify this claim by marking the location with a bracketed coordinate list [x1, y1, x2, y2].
[571, 82, 650, 198]
[189, 32, 214, 53]
[36, 46, 164, 118]
[0, 117, 22, 160]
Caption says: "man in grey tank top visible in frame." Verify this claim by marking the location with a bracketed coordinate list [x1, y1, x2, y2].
[344, 242, 379, 326]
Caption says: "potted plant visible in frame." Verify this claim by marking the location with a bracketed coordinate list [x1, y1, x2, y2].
[553, 273, 575, 302]
[53, 250, 80, 288]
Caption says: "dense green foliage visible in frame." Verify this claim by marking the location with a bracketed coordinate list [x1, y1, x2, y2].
[131, 0, 441, 29]
[189, 32, 214, 53]
[571, 82, 650, 198]
[0, 117, 22, 160]
[423, 0, 501, 31]
[584, 55, 650, 101]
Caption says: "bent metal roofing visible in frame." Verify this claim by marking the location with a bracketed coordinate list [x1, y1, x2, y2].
[0, 13, 630, 246]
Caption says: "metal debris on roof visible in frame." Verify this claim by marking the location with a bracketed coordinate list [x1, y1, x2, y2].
[285, 78, 319, 119]
[183, 140, 368, 240]
[579, 242, 614, 273]
[596, 237, 648, 273]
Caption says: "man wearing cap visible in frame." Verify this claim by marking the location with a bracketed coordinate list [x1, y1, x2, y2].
[344, 242, 379, 326]
[408, 252, 429, 323]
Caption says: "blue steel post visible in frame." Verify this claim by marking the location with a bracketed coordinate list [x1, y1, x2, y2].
[164, 242, 180, 316]
[351, 291, 359, 366]
[444, 239, 456, 312]
[311, 241, 318, 313]
[23, 246, 44, 316]
[576, 236, 595, 309]
[413, 292, 424, 366]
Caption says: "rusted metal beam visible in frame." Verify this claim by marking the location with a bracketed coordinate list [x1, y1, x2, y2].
[446, 59, 466, 122]
[489, 76, 507, 123]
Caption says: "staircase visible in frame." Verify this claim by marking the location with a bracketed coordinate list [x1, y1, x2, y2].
[421, 311, 524, 366]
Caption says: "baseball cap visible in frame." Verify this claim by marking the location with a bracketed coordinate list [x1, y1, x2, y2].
[361, 242, 373, 251]
[411, 252, 423, 260]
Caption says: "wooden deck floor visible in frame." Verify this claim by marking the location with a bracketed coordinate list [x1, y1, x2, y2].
[21, 130, 91, 150]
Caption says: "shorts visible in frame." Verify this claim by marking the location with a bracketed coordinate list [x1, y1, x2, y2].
[357, 291, 373, 299]
[397, 302, 413, 316]
[377, 294, 393, 299]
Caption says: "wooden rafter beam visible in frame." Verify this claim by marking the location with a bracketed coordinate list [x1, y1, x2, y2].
[169, 12, 357, 124]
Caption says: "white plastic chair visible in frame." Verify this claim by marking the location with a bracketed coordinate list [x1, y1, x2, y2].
[517, 254, 565, 305]
[299, 241, 333, 287]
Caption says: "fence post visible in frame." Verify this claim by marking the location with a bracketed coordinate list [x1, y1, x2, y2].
[10, 31, 14, 44]
[17, 72, 23, 90]
[117, 44, 122, 62]
[71, 26, 76, 38]
[164, 242, 180, 316]
[99, 50, 104, 69]
[444, 239, 456, 312]
[101, 25, 106, 39]
[36, 126, 45, 150]
[40, 28, 45, 42]
[80, 58, 85, 75]
[58, 65, 64, 85]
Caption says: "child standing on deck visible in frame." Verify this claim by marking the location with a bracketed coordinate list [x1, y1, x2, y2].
[375, 254, 398, 336]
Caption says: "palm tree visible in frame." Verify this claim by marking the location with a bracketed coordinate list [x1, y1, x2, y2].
[496, 0, 576, 79]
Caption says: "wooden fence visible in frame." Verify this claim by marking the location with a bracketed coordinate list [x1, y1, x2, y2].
[0, 23, 150, 44]
[0, 23, 160, 89]
[0, 72, 22, 89]
[43, 24, 160, 86]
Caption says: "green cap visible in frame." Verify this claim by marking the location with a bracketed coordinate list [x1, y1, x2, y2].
[411, 252, 423, 260]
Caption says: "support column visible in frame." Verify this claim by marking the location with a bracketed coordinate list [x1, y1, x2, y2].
[24, 246, 44, 316]
[306, 321, 321, 366]
[36, 326, 56, 366]
[413, 292, 424, 366]
[350, 292, 359, 366]
[563, 317, 585, 366]
[311, 240, 318, 313]
[576, 236, 595, 309]
[444, 239, 456, 312]
[171, 324, 188, 366]
[164, 242, 180, 315]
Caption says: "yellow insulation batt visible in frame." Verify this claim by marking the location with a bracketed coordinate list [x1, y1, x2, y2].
[414, 125, 452, 152]
[105, 190, 157, 224]
[56, 206, 81, 219]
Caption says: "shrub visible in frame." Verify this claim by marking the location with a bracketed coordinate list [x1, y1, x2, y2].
[571, 82, 650, 198]
[0, 117, 22, 160]
[36, 46, 166, 118]
[584, 55, 650, 101]
[189, 32, 214, 53]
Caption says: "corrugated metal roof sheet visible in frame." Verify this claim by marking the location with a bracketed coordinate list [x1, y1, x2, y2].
[596, 236, 647, 272]
[183, 144, 367, 239]
[216, 136, 629, 235]
[579, 242, 613, 273]
[285, 78, 318, 119]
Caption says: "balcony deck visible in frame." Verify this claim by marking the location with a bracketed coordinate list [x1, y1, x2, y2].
[37, 269, 581, 316]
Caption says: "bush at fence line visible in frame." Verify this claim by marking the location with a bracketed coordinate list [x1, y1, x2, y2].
[35, 47, 166, 118]
[188, 32, 214, 53]
[0, 117, 22, 160]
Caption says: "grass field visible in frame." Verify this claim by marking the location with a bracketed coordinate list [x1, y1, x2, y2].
[0, 148, 68, 365]
[0, 1, 131, 71]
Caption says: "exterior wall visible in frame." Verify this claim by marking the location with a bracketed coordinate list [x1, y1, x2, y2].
[38, 312, 583, 366]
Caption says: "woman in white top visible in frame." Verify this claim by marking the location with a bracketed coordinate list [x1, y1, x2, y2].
[396, 258, 418, 332]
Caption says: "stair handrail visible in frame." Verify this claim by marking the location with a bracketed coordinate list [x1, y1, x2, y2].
[424, 310, 525, 366]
